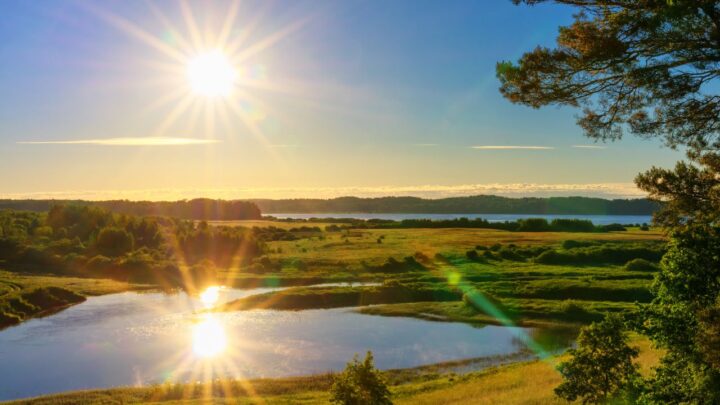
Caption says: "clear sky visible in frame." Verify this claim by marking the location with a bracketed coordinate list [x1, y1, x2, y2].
[0, 0, 684, 200]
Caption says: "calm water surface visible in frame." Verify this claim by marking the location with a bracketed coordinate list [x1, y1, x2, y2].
[269, 213, 652, 225]
[0, 287, 545, 400]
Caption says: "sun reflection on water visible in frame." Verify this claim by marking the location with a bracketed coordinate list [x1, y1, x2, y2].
[192, 315, 227, 358]
[199, 286, 222, 308]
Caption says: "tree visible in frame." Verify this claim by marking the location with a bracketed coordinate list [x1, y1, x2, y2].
[633, 155, 720, 403]
[330, 351, 393, 405]
[497, 1, 720, 151]
[555, 314, 640, 404]
[498, 2, 720, 402]
[95, 227, 134, 257]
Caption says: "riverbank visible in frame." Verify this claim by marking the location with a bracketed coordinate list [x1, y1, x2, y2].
[4, 335, 661, 404]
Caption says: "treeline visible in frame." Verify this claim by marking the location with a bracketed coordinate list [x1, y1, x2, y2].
[0, 205, 263, 286]
[0, 198, 261, 220]
[252, 195, 659, 215]
[323, 217, 640, 232]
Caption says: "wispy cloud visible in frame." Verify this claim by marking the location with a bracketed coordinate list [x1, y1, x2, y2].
[0, 183, 646, 200]
[471, 145, 554, 150]
[17, 137, 220, 146]
[572, 145, 607, 149]
[268, 144, 299, 148]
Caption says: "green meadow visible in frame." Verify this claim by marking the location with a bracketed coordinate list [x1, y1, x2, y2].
[215, 223, 664, 327]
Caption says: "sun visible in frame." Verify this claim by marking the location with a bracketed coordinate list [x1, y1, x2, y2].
[186, 50, 237, 98]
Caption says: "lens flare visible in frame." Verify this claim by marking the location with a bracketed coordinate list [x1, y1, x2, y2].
[192, 316, 227, 358]
[186, 50, 237, 97]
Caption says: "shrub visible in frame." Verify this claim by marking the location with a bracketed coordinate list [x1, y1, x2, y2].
[466, 250, 480, 261]
[330, 351, 392, 405]
[624, 258, 658, 272]
[559, 300, 594, 321]
[95, 227, 134, 257]
[601, 223, 627, 232]
[498, 247, 524, 261]
[562, 240, 594, 249]
[534, 244, 664, 265]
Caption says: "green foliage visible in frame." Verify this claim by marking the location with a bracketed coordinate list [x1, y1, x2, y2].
[502, 2, 720, 400]
[95, 227, 134, 257]
[362, 256, 425, 273]
[499, 1, 720, 152]
[0, 205, 263, 287]
[624, 258, 658, 272]
[555, 314, 640, 404]
[330, 351, 392, 405]
[534, 243, 664, 265]
[562, 239, 594, 249]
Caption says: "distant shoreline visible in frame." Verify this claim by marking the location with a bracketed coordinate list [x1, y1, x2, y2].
[0, 195, 660, 220]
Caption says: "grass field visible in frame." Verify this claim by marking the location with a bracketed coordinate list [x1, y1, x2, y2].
[209, 225, 664, 327]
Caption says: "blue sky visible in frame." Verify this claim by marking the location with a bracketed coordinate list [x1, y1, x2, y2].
[0, 0, 683, 199]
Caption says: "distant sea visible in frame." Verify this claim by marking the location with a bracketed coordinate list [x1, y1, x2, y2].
[268, 213, 653, 226]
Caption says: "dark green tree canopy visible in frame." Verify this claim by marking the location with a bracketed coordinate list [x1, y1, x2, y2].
[498, 0, 720, 150]
[554, 314, 640, 404]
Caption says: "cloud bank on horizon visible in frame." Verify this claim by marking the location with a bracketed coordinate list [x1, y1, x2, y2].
[0, 182, 646, 201]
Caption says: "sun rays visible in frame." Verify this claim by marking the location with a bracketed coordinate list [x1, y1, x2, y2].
[81, 0, 312, 146]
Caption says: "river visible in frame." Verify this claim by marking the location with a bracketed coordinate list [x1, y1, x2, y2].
[268, 213, 652, 225]
[0, 285, 564, 400]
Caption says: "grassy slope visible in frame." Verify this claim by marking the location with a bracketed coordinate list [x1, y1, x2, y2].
[7, 336, 662, 405]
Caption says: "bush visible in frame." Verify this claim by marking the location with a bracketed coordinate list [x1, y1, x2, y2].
[534, 244, 664, 265]
[330, 351, 392, 405]
[562, 240, 594, 249]
[624, 258, 658, 272]
[95, 227, 134, 257]
[601, 223, 627, 232]
[466, 250, 480, 261]
[498, 247, 524, 261]
[559, 300, 594, 321]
